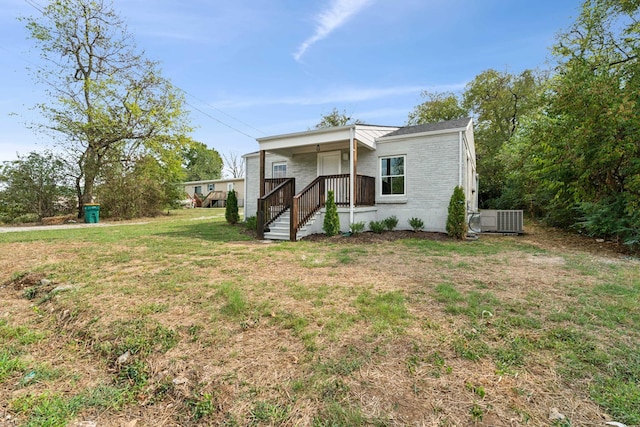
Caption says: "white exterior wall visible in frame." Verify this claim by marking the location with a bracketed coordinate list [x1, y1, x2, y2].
[244, 152, 289, 218]
[244, 154, 260, 218]
[373, 133, 459, 233]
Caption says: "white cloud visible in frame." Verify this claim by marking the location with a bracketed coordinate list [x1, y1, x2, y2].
[212, 82, 468, 109]
[294, 0, 374, 62]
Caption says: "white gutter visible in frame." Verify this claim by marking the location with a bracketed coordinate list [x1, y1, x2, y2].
[349, 127, 355, 226]
[458, 131, 463, 187]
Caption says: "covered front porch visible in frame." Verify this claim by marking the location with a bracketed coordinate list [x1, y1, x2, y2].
[254, 124, 399, 241]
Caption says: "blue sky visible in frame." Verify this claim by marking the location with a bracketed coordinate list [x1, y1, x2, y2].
[0, 0, 582, 172]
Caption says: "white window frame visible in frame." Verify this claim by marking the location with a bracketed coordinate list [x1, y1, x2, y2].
[272, 162, 287, 178]
[379, 155, 406, 197]
[208, 183, 214, 191]
[227, 182, 234, 191]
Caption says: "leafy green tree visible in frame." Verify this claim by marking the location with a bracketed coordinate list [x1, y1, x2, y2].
[24, 0, 191, 217]
[182, 140, 223, 181]
[407, 91, 468, 125]
[96, 141, 186, 219]
[463, 69, 542, 208]
[523, 0, 640, 247]
[0, 151, 74, 222]
[323, 190, 340, 236]
[225, 189, 239, 225]
[446, 186, 467, 240]
[315, 108, 362, 129]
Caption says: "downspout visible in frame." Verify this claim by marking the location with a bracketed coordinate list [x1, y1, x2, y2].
[349, 126, 355, 226]
[243, 158, 248, 221]
[458, 131, 463, 188]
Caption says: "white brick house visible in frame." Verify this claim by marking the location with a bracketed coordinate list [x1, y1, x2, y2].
[243, 118, 477, 240]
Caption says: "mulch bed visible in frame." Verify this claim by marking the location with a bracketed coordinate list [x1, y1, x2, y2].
[301, 230, 451, 243]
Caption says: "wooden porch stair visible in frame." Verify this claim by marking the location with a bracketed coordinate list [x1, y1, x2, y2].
[263, 209, 319, 241]
[257, 174, 375, 241]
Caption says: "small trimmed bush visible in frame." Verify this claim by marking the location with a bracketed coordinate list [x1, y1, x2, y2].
[225, 190, 240, 225]
[369, 220, 385, 234]
[350, 221, 365, 234]
[323, 190, 340, 236]
[408, 217, 424, 232]
[446, 186, 467, 239]
[244, 215, 257, 231]
[383, 215, 398, 231]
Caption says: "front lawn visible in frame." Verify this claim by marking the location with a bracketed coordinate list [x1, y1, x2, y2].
[1, 209, 638, 426]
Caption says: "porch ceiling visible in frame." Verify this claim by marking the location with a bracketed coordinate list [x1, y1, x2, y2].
[266, 139, 371, 156]
[256, 124, 399, 155]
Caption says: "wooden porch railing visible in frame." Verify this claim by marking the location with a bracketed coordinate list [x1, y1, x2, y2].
[290, 174, 375, 241]
[264, 178, 289, 195]
[257, 178, 295, 239]
[355, 175, 375, 206]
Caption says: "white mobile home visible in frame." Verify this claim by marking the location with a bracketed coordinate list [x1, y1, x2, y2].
[183, 178, 245, 207]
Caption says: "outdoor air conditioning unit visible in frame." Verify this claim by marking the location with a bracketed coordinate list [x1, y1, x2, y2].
[480, 210, 523, 234]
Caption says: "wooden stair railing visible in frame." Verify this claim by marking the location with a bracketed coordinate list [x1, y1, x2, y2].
[289, 174, 376, 241]
[290, 176, 325, 241]
[257, 178, 295, 239]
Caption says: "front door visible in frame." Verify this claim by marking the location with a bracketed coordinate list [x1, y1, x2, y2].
[317, 151, 341, 176]
[317, 151, 343, 204]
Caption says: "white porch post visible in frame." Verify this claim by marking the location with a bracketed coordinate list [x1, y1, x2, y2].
[349, 127, 355, 226]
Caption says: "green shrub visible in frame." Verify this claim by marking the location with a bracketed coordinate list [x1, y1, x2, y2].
[244, 215, 257, 231]
[350, 221, 365, 234]
[225, 190, 239, 225]
[446, 186, 467, 239]
[369, 220, 385, 234]
[408, 217, 424, 232]
[10, 213, 40, 224]
[323, 191, 340, 236]
[383, 215, 398, 231]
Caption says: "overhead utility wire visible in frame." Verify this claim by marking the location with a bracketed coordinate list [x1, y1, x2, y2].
[179, 88, 265, 137]
[185, 100, 257, 140]
[24, 0, 44, 13]
[21, 0, 262, 141]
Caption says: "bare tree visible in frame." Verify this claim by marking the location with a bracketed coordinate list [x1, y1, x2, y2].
[222, 152, 245, 178]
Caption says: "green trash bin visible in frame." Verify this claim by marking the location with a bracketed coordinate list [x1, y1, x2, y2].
[84, 204, 100, 224]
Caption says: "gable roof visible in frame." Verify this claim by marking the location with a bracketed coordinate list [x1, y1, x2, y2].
[382, 117, 472, 138]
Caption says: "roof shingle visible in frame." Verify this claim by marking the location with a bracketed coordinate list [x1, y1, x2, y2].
[382, 117, 472, 138]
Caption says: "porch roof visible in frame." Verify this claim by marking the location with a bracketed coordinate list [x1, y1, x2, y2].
[256, 124, 399, 154]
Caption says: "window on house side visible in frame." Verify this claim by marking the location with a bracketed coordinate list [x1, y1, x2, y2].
[194, 186, 202, 195]
[208, 184, 214, 191]
[272, 162, 287, 178]
[380, 156, 405, 195]
[227, 183, 234, 191]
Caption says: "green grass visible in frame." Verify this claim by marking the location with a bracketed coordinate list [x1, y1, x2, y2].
[355, 290, 411, 334]
[11, 392, 82, 427]
[0, 350, 25, 382]
[217, 281, 249, 317]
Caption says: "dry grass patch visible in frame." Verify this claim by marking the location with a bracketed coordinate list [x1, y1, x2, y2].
[0, 211, 638, 426]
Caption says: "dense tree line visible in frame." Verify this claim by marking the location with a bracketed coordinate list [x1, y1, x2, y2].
[407, 0, 639, 248]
